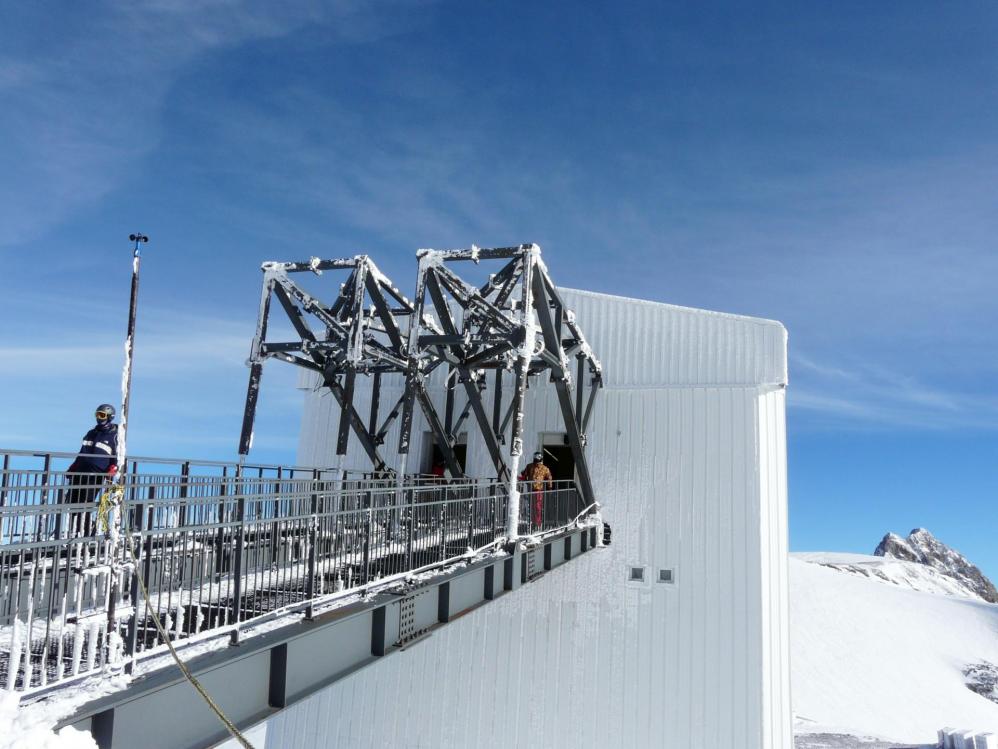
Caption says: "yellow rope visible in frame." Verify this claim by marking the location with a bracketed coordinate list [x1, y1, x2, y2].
[98, 486, 256, 749]
[96, 485, 120, 533]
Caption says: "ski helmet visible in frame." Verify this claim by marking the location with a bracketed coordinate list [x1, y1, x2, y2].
[95, 404, 116, 423]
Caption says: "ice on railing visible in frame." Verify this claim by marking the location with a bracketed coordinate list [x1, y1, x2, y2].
[5, 619, 26, 692]
[1, 466, 588, 694]
[70, 622, 85, 677]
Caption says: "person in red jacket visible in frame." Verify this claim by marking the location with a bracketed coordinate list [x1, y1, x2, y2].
[62, 404, 119, 537]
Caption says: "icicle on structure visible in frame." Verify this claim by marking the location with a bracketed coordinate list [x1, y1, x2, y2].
[237, 245, 603, 544]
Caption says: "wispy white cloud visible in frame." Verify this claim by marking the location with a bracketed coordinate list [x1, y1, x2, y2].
[4, 1, 997, 450]
[0, 0, 429, 248]
[0, 310, 249, 376]
[789, 350, 998, 430]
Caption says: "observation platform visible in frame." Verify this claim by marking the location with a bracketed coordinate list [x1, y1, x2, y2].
[0, 449, 602, 749]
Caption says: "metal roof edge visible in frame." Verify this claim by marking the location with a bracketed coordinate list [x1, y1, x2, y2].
[560, 286, 788, 333]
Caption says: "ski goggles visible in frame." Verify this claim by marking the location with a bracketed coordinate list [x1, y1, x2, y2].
[95, 410, 113, 420]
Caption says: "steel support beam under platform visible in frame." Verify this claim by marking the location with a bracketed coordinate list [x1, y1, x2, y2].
[57, 525, 602, 749]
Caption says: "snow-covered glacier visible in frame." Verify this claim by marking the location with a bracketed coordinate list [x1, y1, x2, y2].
[792, 546, 998, 744]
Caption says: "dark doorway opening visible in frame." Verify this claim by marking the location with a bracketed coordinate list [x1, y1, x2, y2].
[540, 435, 578, 526]
[542, 438, 575, 483]
[424, 434, 467, 476]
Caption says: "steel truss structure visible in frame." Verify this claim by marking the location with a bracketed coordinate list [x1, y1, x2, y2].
[238, 244, 603, 537]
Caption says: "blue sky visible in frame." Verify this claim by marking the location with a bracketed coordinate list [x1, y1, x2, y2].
[2, 2, 997, 576]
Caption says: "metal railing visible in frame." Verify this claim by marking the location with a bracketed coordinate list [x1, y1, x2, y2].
[0, 449, 584, 693]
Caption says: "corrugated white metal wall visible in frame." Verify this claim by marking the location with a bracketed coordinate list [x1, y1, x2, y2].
[273, 289, 791, 748]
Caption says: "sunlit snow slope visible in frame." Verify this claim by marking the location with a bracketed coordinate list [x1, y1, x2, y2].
[791, 553, 998, 743]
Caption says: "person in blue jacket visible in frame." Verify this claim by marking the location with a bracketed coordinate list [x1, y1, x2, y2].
[63, 404, 119, 537]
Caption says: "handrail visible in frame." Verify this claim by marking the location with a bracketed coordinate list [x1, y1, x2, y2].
[0, 447, 375, 476]
[0, 449, 590, 695]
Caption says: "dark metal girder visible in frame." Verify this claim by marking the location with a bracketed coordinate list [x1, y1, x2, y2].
[492, 263, 523, 310]
[451, 397, 474, 439]
[444, 365, 457, 435]
[530, 271, 597, 510]
[336, 371, 356, 456]
[325, 377, 386, 471]
[260, 342, 307, 354]
[492, 369, 503, 440]
[363, 272, 406, 353]
[463, 337, 519, 369]
[242, 244, 603, 517]
[416, 244, 533, 263]
[242, 258, 412, 475]
[369, 372, 382, 436]
[412, 375, 463, 477]
[425, 272, 509, 479]
[376, 392, 406, 445]
[276, 276, 349, 336]
[272, 283, 317, 343]
[373, 275, 413, 310]
[582, 381, 599, 434]
[238, 279, 274, 456]
[432, 265, 518, 335]
[327, 268, 356, 320]
[478, 256, 519, 297]
[263, 257, 359, 274]
[418, 334, 466, 347]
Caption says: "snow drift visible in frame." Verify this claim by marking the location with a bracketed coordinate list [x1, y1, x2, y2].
[792, 551, 998, 743]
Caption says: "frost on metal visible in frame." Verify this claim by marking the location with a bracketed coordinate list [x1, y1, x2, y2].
[238, 245, 603, 540]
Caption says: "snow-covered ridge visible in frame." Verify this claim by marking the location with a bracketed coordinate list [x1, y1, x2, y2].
[874, 528, 998, 603]
[793, 550, 992, 601]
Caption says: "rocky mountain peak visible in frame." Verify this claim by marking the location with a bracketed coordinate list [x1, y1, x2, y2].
[874, 529, 998, 603]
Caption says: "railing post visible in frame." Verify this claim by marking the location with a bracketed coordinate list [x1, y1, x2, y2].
[37, 453, 51, 542]
[124, 497, 145, 674]
[362, 489, 372, 586]
[141, 494, 154, 645]
[230, 466, 246, 640]
[270, 466, 282, 567]
[406, 488, 415, 571]
[439, 489, 446, 562]
[177, 461, 190, 529]
[305, 469, 318, 620]
[491, 480, 498, 539]
[0, 453, 10, 511]
[214, 466, 227, 576]
[466, 489, 474, 551]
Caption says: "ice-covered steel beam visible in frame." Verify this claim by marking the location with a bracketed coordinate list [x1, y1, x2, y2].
[240, 256, 414, 471]
[241, 246, 602, 508]
[405, 243, 602, 541]
[425, 271, 509, 480]
[415, 243, 533, 263]
[263, 257, 362, 273]
[238, 276, 275, 456]
[530, 271, 597, 510]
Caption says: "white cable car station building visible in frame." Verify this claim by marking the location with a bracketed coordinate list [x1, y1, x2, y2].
[279, 248, 792, 748]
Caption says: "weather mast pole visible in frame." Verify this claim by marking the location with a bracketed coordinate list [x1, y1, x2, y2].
[118, 232, 148, 478]
[106, 232, 149, 668]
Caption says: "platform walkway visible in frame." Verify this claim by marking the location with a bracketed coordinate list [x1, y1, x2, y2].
[1, 449, 588, 697]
